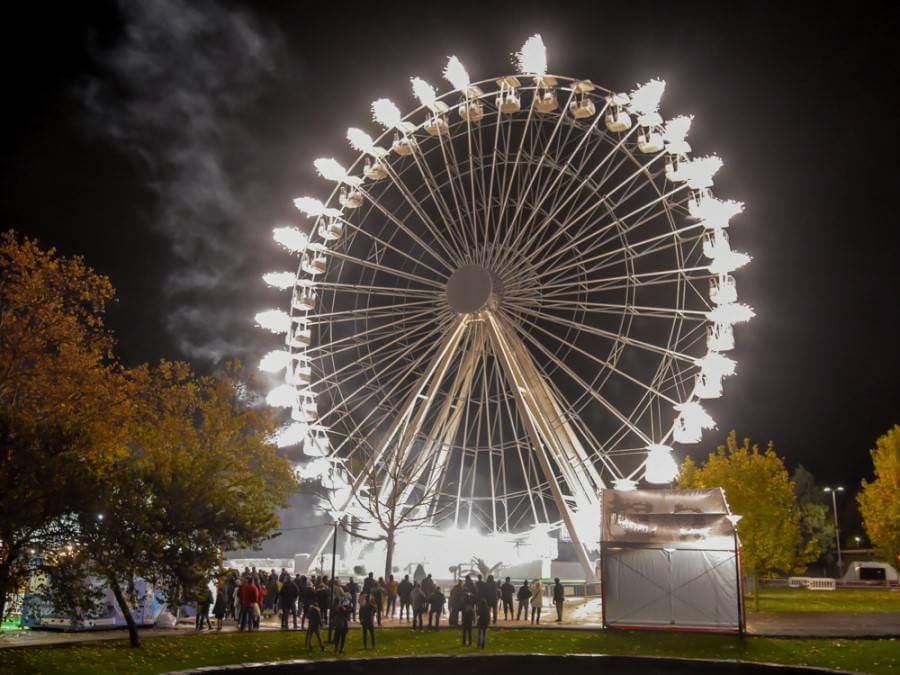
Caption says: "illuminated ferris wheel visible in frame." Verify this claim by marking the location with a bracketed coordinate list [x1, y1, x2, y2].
[255, 35, 752, 577]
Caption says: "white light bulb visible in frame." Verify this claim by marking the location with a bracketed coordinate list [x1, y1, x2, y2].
[272, 226, 308, 254]
[708, 250, 752, 275]
[259, 350, 293, 374]
[273, 421, 308, 448]
[347, 127, 386, 158]
[628, 78, 666, 117]
[705, 302, 755, 325]
[411, 77, 438, 110]
[443, 55, 470, 91]
[681, 155, 723, 189]
[314, 157, 360, 186]
[644, 444, 679, 484]
[514, 34, 547, 77]
[689, 195, 744, 228]
[371, 98, 403, 129]
[262, 271, 296, 290]
[266, 383, 299, 409]
[254, 309, 291, 334]
[694, 352, 737, 378]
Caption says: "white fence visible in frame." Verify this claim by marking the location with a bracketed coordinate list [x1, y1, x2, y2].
[788, 576, 836, 591]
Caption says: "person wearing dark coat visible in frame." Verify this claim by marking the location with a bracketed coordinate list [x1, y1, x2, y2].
[212, 583, 226, 631]
[316, 582, 331, 627]
[345, 577, 359, 621]
[280, 576, 299, 629]
[421, 573, 435, 597]
[552, 577, 565, 622]
[500, 577, 516, 620]
[463, 574, 476, 596]
[224, 574, 237, 620]
[483, 575, 499, 624]
[448, 580, 464, 626]
[516, 579, 532, 621]
[196, 584, 213, 630]
[476, 597, 490, 649]
[359, 597, 377, 649]
[305, 602, 324, 652]
[301, 583, 316, 629]
[362, 572, 375, 595]
[411, 582, 427, 630]
[397, 575, 413, 622]
[371, 581, 385, 626]
[428, 586, 445, 629]
[332, 603, 350, 654]
[460, 591, 475, 646]
[474, 574, 484, 600]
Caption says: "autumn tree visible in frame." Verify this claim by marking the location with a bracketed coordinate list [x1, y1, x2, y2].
[0, 230, 128, 621]
[857, 425, 900, 564]
[792, 465, 835, 572]
[72, 360, 295, 647]
[679, 430, 817, 609]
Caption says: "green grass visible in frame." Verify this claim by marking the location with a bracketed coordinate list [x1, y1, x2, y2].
[0, 628, 896, 674]
[752, 587, 900, 613]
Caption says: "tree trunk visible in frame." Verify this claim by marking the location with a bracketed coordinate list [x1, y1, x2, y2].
[384, 532, 395, 580]
[108, 576, 141, 648]
[753, 575, 759, 612]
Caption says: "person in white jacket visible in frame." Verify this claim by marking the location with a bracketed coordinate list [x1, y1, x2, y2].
[530, 579, 544, 624]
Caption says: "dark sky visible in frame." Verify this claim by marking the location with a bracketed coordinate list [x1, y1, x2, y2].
[2, 0, 898, 500]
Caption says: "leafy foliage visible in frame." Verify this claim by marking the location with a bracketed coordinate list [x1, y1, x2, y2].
[857, 425, 900, 564]
[791, 465, 835, 572]
[679, 430, 817, 608]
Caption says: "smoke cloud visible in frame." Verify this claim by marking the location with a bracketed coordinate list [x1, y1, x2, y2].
[82, 0, 287, 363]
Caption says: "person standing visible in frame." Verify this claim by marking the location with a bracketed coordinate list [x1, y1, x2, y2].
[305, 601, 324, 652]
[422, 573, 435, 597]
[233, 577, 244, 627]
[316, 578, 331, 627]
[484, 575, 499, 624]
[301, 580, 315, 629]
[530, 579, 544, 625]
[411, 581, 427, 630]
[225, 573, 237, 621]
[240, 576, 260, 632]
[362, 572, 375, 596]
[397, 574, 413, 622]
[346, 577, 359, 622]
[448, 580, 464, 626]
[428, 586, 445, 629]
[360, 596, 377, 649]
[500, 577, 515, 621]
[196, 583, 213, 631]
[372, 579, 385, 627]
[280, 574, 299, 630]
[387, 574, 398, 618]
[552, 577, 565, 622]
[460, 591, 475, 646]
[476, 597, 490, 649]
[332, 603, 349, 655]
[212, 581, 226, 631]
[516, 579, 532, 621]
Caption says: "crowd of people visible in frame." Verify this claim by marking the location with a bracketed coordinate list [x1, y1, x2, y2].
[198, 567, 569, 653]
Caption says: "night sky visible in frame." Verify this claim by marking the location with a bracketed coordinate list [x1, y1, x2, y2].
[2, 0, 898, 501]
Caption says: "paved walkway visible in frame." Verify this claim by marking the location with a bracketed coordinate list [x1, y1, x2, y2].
[2, 601, 897, 649]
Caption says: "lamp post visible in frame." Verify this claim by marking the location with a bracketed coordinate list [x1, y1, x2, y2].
[726, 514, 743, 636]
[327, 518, 338, 642]
[823, 486, 844, 575]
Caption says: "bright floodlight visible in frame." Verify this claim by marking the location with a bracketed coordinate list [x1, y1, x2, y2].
[259, 349, 293, 374]
[675, 401, 716, 431]
[347, 128, 386, 157]
[443, 55, 470, 91]
[273, 421, 309, 448]
[628, 78, 666, 120]
[266, 384, 299, 409]
[255, 309, 291, 334]
[708, 250, 752, 275]
[515, 34, 547, 77]
[372, 98, 403, 129]
[682, 155, 723, 189]
[411, 77, 438, 111]
[690, 195, 745, 228]
[314, 158, 361, 186]
[262, 272, 296, 290]
[644, 444, 679, 484]
[706, 302, 755, 325]
[272, 226, 308, 254]
[695, 352, 737, 378]
[293, 196, 341, 218]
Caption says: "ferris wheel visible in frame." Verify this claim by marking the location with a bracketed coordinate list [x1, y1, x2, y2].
[255, 35, 752, 577]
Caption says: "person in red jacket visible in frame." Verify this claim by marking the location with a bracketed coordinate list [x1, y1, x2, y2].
[239, 576, 260, 632]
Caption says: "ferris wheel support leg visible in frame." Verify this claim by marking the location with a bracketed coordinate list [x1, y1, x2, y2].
[484, 311, 597, 582]
[306, 315, 468, 567]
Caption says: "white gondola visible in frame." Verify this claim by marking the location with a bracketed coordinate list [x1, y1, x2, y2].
[497, 77, 521, 113]
[703, 228, 730, 259]
[363, 158, 387, 181]
[424, 108, 450, 136]
[292, 286, 316, 312]
[287, 357, 312, 386]
[391, 130, 416, 156]
[305, 426, 330, 457]
[694, 371, 723, 399]
[569, 94, 595, 119]
[534, 87, 558, 113]
[290, 319, 312, 348]
[318, 217, 343, 242]
[706, 322, 734, 352]
[710, 274, 737, 305]
[457, 84, 485, 122]
[339, 186, 363, 209]
[637, 128, 664, 153]
[605, 106, 631, 132]
[291, 396, 318, 423]
[673, 414, 703, 444]
[665, 155, 688, 182]
[301, 251, 327, 275]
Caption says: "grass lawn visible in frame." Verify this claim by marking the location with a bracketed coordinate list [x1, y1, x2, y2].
[0, 628, 896, 674]
[752, 587, 900, 613]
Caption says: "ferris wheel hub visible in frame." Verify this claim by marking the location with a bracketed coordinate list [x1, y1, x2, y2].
[446, 263, 496, 314]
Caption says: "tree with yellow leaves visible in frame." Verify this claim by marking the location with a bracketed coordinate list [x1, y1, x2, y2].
[679, 430, 818, 609]
[857, 425, 900, 565]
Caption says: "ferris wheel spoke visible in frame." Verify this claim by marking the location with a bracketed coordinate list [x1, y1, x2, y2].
[433, 124, 479, 254]
[537, 264, 711, 299]
[312, 280, 441, 300]
[338, 218, 450, 280]
[324, 248, 446, 290]
[307, 298, 441, 323]
[357, 182, 458, 272]
[306, 307, 440, 356]
[511, 298, 708, 322]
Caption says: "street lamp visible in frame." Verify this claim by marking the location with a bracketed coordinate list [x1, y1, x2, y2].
[853, 536, 861, 548]
[823, 486, 844, 574]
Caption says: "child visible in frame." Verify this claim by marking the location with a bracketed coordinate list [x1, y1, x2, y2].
[476, 597, 490, 649]
[305, 601, 324, 652]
